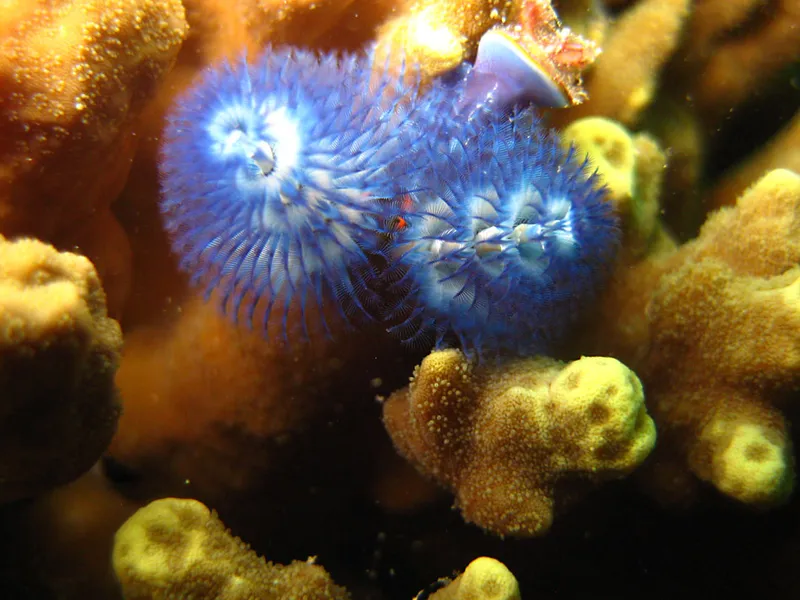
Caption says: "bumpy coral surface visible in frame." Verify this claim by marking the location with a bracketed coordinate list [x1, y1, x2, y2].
[177, 0, 513, 73]
[0, 236, 122, 503]
[1, 0, 798, 597]
[113, 497, 350, 600]
[382, 349, 656, 536]
[582, 169, 800, 507]
[0, 0, 187, 241]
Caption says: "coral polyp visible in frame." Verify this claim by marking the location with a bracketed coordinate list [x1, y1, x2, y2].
[388, 109, 619, 356]
[159, 49, 416, 340]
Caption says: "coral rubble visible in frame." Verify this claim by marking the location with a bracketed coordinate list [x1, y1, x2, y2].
[113, 497, 349, 600]
[382, 349, 656, 536]
[0, 236, 122, 503]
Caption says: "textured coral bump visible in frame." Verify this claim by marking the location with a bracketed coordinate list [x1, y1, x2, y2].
[113, 498, 349, 600]
[159, 48, 420, 341]
[639, 169, 800, 506]
[382, 349, 656, 536]
[0, 236, 122, 503]
[0, 0, 187, 239]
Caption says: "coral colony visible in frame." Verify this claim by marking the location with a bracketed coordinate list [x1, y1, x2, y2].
[158, 12, 616, 355]
[5, 0, 800, 595]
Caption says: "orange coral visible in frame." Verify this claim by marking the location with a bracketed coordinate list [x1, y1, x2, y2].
[108, 292, 403, 537]
[0, 0, 188, 317]
[60, 207, 133, 320]
[175, 0, 333, 64]
[241, 0, 367, 51]
[0, 236, 122, 503]
[176, 0, 517, 83]
[383, 349, 655, 537]
[0, 0, 187, 239]
[190, 0, 426, 61]
[558, 0, 799, 128]
[112, 296, 350, 482]
[581, 169, 800, 507]
[561, 0, 691, 126]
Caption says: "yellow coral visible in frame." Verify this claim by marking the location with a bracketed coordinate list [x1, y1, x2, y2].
[693, 169, 800, 279]
[382, 349, 656, 537]
[561, 117, 671, 258]
[563, 118, 638, 205]
[113, 497, 350, 600]
[647, 260, 800, 506]
[549, 357, 655, 473]
[581, 168, 800, 507]
[430, 557, 521, 600]
[0, 235, 122, 503]
[700, 419, 793, 506]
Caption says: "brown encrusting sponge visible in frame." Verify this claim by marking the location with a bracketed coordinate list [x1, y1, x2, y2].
[113, 497, 350, 600]
[382, 349, 656, 537]
[0, 235, 122, 503]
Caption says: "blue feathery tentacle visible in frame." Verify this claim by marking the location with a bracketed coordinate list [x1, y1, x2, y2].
[158, 48, 423, 341]
[385, 106, 619, 357]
